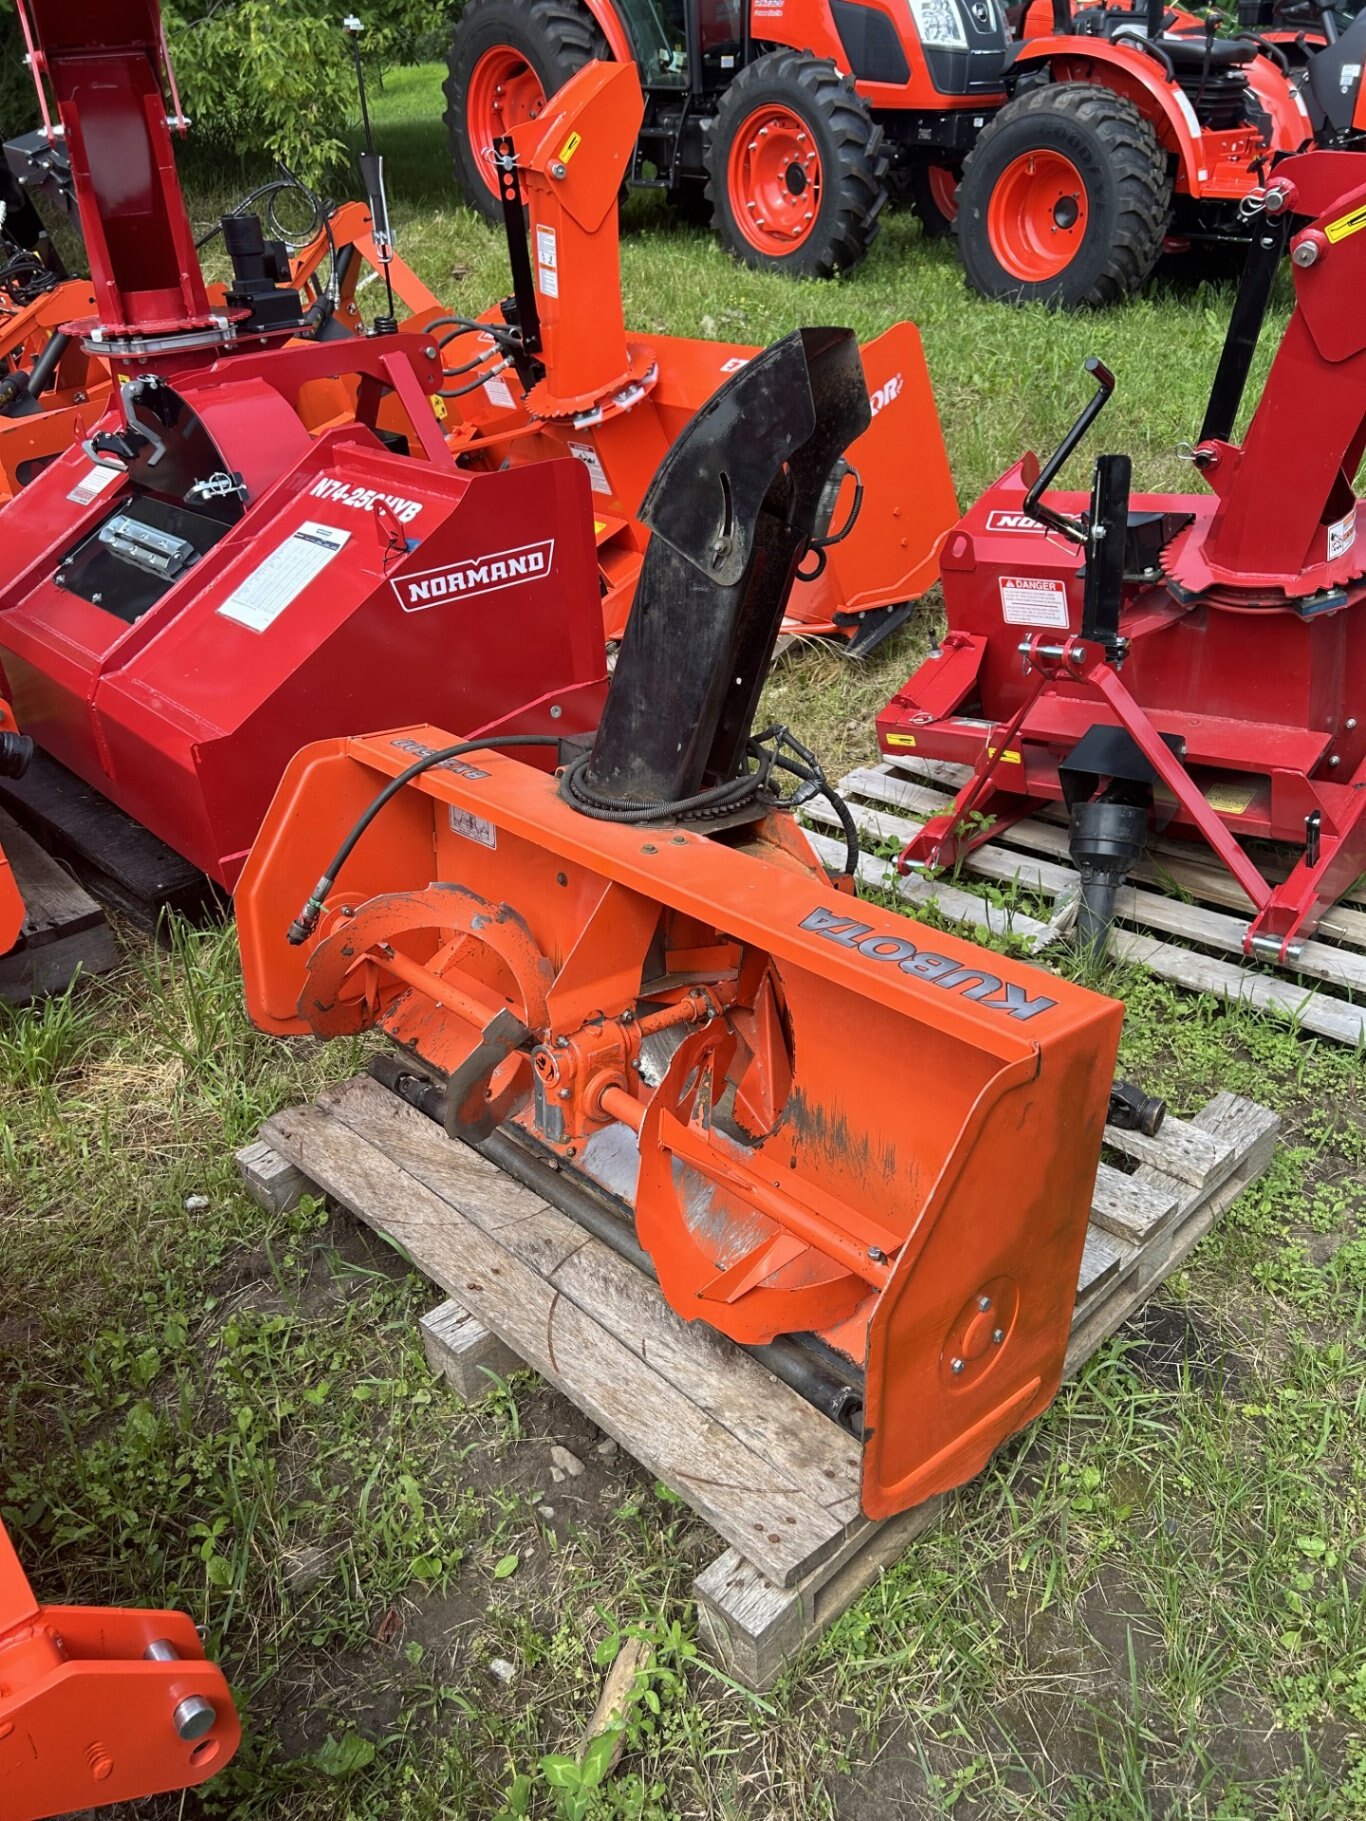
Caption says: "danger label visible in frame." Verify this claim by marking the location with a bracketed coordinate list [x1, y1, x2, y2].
[67, 462, 123, 507]
[1328, 511, 1357, 562]
[536, 224, 559, 297]
[568, 439, 611, 496]
[449, 805, 497, 849]
[999, 575, 1069, 629]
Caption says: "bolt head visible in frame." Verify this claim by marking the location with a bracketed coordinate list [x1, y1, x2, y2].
[1291, 239, 1319, 268]
[173, 1695, 217, 1742]
[978, 1295, 992, 1311]
[950, 1357, 964, 1374]
[992, 1328, 1005, 1345]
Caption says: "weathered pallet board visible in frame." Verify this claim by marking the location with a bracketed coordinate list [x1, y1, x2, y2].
[240, 1076, 1278, 1689]
[0, 810, 119, 1004]
[820, 757, 1366, 1045]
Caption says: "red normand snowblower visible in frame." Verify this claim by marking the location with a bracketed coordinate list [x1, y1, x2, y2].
[237, 329, 1140, 1521]
[879, 148, 1366, 965]
[0, 0, 607, 910]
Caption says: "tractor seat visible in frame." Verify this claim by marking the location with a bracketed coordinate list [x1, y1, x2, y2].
[1157, 30, 1260, 66]
[1079, 10, 1260, 62]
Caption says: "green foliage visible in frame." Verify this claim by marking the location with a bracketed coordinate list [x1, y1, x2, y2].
[162, 1, 446, 185]
[0, 4, 38, 136]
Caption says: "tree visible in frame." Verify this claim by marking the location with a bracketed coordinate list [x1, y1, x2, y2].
[1, 2, 445, 185]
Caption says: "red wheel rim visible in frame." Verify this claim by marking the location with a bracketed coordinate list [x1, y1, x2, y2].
[466, 46, 547, 198]
[928, 164, 959, 222]
[986, 149, 1089, 282]
[726, 105, 823, 255]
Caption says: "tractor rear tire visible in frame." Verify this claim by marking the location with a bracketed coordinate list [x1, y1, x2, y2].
[445, 0, 607, 222]
[704, 50, 888, 279]
[955, 82, 1172, 308]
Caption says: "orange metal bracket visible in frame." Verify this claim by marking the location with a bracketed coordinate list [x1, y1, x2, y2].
[0, 1522, 239, 1820]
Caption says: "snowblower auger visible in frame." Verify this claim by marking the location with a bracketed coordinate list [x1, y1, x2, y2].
[430, 58, 958, 655]
[1, 1520, 239, 1821]
[237, 329, 1124, 1521]
[878, 148, 1366, 967]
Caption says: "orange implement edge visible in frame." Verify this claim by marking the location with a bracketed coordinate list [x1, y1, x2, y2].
[0, 1522, 239, 1819]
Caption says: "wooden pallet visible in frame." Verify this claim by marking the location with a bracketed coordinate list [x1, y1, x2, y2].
[814, 756, 1366, 1046]
[238, 1074, 1278, 1690]
[0, 809, 119, 1004]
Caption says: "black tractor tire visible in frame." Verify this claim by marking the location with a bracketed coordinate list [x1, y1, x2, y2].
[704, 50, 889, 279]
[955, 82, 1172, 308]
[444, 0, 607, 222]
[906, 161, 961, 238]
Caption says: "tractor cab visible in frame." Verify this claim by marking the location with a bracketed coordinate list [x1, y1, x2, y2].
[607, 0, 748, 89]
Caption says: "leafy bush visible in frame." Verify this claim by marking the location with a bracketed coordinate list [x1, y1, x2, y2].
[0, 2, 451, 186]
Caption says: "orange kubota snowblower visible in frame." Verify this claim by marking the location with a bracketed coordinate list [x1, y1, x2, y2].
[1, 1519, 239, 1819]
[410, 58, 958, 654]
[237, 328, 1133, 1520]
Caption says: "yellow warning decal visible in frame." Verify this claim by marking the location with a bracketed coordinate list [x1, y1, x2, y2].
[986, 745, 1023, 764]
[1204, 779, 1258, 815]
[593, 519, 607, 536]
[559, 130, 583, 163]
[429, 395, 448, 420]
[884, 733, 918, 749]
[1326, 203, 1366, 243]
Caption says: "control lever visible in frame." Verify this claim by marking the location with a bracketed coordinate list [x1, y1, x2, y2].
[1023, 357, 1116, 544]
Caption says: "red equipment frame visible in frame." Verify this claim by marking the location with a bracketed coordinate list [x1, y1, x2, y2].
[879, 148, 1366, 962]
[1, 1521, 239, 1820]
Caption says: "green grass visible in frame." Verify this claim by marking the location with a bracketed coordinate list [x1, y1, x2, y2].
[3, 61, 1364, 1821]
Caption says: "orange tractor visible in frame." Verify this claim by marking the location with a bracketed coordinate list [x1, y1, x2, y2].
[445, 0, 1366, 306]
[237, 328, 1147, 1521]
